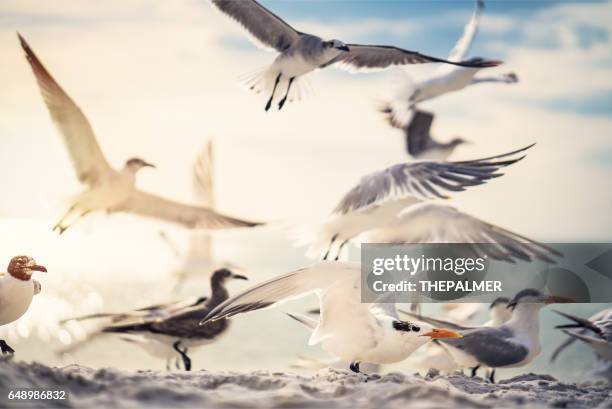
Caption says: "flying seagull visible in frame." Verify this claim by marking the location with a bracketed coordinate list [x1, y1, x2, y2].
[298, 144, 541, 260]
[403, 289, 573, 383]
[393, 109, 470, 160]
[209, 0, 500, 111]
[103, 269, 247, 371]
[18, 34, 261, 234]
[381, 0, 518, 128]
[200, 261, 462, 374]
[552, 309, 612, 363]
[0, 256, 47, 354]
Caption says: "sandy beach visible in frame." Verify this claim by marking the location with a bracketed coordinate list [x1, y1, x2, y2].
[1, 358, 610, 409]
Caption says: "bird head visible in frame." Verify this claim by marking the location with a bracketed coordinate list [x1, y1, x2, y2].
[392, 320, 462, 342]
[211, 268, 248, 285]
[323, 39, 350, 52]
[125, 157, 156, 173]
[506, 288, 574, 310]
[7, 255, 47, 281]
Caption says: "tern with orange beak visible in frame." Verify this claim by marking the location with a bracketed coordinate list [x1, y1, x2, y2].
[200, 261, 461, 374]
[0, 255, 47, 354]
[403, 288, 574, 383]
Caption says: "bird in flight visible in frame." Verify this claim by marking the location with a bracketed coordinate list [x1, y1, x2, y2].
[19, 34, 262, 234]
[381, 0, 518, 128]
[0, 255, 47, 355]
[209, 0, 501, 111]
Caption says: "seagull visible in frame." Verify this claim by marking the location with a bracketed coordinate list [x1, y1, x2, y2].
[200, 261, 462, 374]
[0, 255, 47, 354]
[297, 144, 544, 260]
[18, 34, 261, 234]
[395, 109, 470, 160]
[400, 297, 511, 375]
[381, 0, 518, 128]
[552, 309, 612, 363]
[209, 0, 501, 111]
[102, 269, 247, 371]
[403, 289, 573, 383]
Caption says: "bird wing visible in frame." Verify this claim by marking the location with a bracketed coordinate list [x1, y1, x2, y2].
[365, 202, 561, 264]
[210, 0, 302, 52]
[188, 140, 216, 260]
[19, 34, 115, 187]
[405, 110, 435, 157]
[116, 190, 262, 230]
[447, 0, 485, 62]
[333, 144, 533, 215]
[444, 326, 530, 367]
[330, 44, 497, 73]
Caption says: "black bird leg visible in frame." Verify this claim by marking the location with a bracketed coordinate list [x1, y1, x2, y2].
[470, 365, 480, 378]
[488, 369, 496, 383]
[349, 361, 361, 374]
[0, 340, 15, 354]
[265, 73, 282, 111]
[278, 77, 295, 110]
[173, 341, 191, 371]
[322, 234, 338, 260]
[334, 240, 349, 261]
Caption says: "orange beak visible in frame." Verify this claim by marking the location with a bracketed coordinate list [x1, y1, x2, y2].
[545, 295, 574, 304]
[421, 328, 463, 339]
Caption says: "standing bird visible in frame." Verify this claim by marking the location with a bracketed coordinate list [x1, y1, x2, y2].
[209, 0, 499, 111]
[0, 256, 47, 354]
[200, 262, 462, 375]
[398, 109, 470, 160]
[403, 289, 573, 383]
[381, 0, 518, 128]
[102, 269, 247, 371]
[18, 34, 261, 234]
[298, 144, 557, 261]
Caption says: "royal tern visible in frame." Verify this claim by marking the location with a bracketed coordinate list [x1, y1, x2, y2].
[396, 109, 469, 160]
[210, 0, 499, 111]
[0, 256, 47, 354]
[404, 289, 573, 382]
[552, 309, 612, 363]
[381, 0, 518, 128]
[18, 34, 261, 234]
[103, 269, 247, 371]
[200, 261, 461, 374]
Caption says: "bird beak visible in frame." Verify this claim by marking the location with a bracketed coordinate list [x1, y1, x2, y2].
[545, 295, 575, 304]
[232, 274, 248, 281]
[337, 45, 350, 52]
[30, 264, 47, 273]
[421, 328, 463, 339]
[143, 162, 156, 169]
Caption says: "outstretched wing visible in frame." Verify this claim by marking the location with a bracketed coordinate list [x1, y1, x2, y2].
[118, 190, 262, 230]
[210, 0, 302, 52]
[334, 144, 533, 215]
[405, 110, 435, 156]
[19, 33, 115, 187]
[331, 44, 497, 73]
[447, 0, 485, 62]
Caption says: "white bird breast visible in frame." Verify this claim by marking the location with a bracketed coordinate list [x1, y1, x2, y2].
[0, 276, 35, 325]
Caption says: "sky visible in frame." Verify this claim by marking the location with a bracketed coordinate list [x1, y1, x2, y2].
[0, 0, 611, 376]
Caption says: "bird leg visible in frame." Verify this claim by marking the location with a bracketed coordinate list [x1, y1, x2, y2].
[334, 240, 349, 261]
[349, 361, 361, 374]
[322, 234, 339, 261]
[488, 369, 496, 383]
[265, 73, 282, 112]
[0, 340, 15, 355]
[470, 365, 480, 378]
[53, 207, 89, 235]
[278, 77, 295, 110]
[173, 341, 191, 371]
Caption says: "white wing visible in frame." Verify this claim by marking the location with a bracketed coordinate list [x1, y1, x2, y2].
[363, 202, 561, 263]
[210, 0, 302, 52]
[188, 140, 216, 260]
[117, 190, 262, 230]
[19, 34, 115, 187]
[334, 145, 532, 215]
[447, 0, 485, 62]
